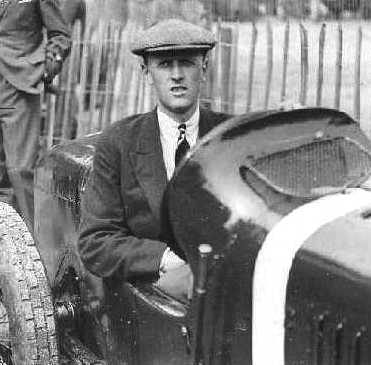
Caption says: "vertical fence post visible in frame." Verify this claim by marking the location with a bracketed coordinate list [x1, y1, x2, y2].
[334, 23, 343, 109]
[88, 21, 105, 133]
[127, 59, 141, 116]
[111, 26, 130, 122]
[46, 93, 56, 148]
[280, 21, 290, 103]
[299, 23, 308, 106]
[228, 23, 239, 114]
[354, 26, 362, 122]
[54, 62, 66, 142]
[76, 23, 90, 138]
[136, 73, 146, 114]
[264, 20, 273, 109]
[61, 21, 81, 140]
[201, 0, 214, 110]
[102, 22, 122, 129]
[220, 25, 233, 113]
[213, 17, 222, 111]
[246, 22, 257, 112]
[142, 77, 154, 113]
[316, 23, 326, 106]
[100, 22, 114, 129]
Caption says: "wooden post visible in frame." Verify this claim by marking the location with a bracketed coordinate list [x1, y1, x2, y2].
[127, 62, 141, 116]
[110, 26, 131, 122]
[212, 17, 222, 111]
[220, 26, 233, 113]
[229, 23, 239, 114]
[136, 73, 146, 114]
[46, 93, 56, 148]
[61, 21, 81, 140]
[299, 23, 308, 105]
[101, 22, 122, 129]
[354, 26, 362, 122]
[246, 22, 257, 112]
[142, 78, 154, 113]
[76, 23, 90, 138]
[316, 23, 326, 106]
[264, 20, 273, 109]
[54, 65, 65, 142]
[334, 23, 343, 109]
[88, 21, 104, 133]
[280, 21, 290, 103]
[201, 0, 214, 110]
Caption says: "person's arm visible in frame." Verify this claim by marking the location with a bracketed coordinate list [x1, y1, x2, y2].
[78, 131, 169, 281]
[61, 0, 86, 29]
[39, 0, 72, 83]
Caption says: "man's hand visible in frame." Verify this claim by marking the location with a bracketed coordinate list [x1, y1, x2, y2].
[160, 248, 185, 274]
[157, 249, 193, 301]
[43, 51, 63, 84]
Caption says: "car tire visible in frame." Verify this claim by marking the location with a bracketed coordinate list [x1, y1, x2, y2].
[0, 202, 59, 365]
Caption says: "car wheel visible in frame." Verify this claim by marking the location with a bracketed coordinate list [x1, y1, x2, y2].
[0, 202, 59, 365]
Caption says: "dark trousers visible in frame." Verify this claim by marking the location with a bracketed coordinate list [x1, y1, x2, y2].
[0, 74, 41, 233]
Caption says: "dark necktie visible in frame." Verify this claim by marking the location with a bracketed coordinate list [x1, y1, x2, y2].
[175, 123, 190, 166]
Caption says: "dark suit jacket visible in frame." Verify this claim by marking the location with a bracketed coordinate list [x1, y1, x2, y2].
[0, 0, 71, 94]
[78, 108, 231, 281]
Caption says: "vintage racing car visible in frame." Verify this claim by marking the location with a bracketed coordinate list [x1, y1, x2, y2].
[0, 107, 371, 364]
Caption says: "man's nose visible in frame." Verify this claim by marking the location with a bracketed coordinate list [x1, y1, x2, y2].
[170, 62, 184, 80]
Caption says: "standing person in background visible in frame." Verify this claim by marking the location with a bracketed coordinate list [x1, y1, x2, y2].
[0, 0, 71, 232]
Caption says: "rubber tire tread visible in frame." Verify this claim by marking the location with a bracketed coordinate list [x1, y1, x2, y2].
[0, 202, 59, 365]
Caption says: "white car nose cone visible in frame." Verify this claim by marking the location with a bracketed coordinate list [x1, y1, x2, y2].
[252, 188, 371, 365]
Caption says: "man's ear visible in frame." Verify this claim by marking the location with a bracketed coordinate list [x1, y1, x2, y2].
[141, 61, 154, 85]
[201, 55, 209, 81]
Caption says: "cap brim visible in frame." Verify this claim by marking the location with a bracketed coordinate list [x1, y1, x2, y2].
[132, 43, 215, 56]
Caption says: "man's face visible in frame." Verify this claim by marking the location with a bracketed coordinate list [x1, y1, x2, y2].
[143, 50, 208, 121]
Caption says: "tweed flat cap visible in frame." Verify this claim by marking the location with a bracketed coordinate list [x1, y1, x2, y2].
[130, 19, 216, 56]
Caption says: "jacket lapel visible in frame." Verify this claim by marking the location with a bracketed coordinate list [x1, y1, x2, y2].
[198, 108, 217, 138]
[129, 110, 168, 222]
[128, 108, 221, 223]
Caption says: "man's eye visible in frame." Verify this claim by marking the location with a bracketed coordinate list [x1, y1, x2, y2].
[158, 61, 170, 68]
[180, 59, 195, 66]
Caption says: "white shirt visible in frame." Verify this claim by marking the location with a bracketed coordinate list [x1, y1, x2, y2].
[157, 106, 200, 273]
[157, 106, 200, 180]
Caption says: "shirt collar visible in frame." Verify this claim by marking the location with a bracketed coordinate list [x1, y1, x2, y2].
[157, 105, 200, 139]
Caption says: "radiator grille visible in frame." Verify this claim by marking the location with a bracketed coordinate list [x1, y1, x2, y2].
[245, 137, 371, 197]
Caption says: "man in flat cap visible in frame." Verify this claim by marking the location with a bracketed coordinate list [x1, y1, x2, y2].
[78, 19, 231, 302]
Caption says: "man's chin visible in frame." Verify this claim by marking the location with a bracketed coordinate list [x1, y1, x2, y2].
[168, 101, 196, 114]
[171, 105, 191, 114]
[158, 99, 198, 119]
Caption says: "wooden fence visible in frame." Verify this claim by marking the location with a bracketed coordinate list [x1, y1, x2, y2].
[43, 17, 371, 147]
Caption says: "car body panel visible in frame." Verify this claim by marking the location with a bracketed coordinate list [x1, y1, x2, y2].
[33, 107, 371, 364]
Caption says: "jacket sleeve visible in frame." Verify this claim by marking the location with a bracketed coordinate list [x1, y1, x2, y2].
[39, 0, 72, 61]
[78, 132, 167, 281]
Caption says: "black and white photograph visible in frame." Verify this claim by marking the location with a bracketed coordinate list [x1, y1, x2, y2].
[1, 0, 371, 364]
